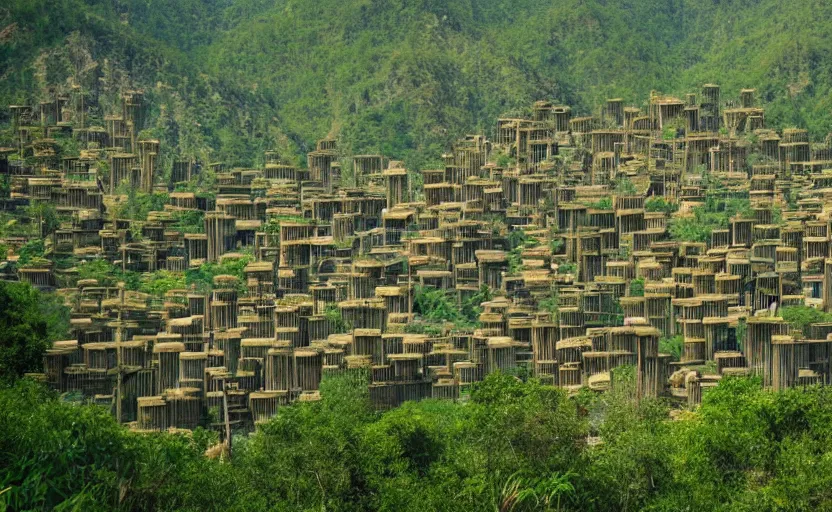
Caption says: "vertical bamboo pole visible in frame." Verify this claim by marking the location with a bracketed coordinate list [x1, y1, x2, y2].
[115, 282, 124, 423]
[222, 376, 232, 460]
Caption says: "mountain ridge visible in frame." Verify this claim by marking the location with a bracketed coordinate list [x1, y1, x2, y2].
[2, 0, 831, 167]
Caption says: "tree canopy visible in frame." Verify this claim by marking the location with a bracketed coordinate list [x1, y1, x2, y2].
[3, 0, 832, 167]
[0, 281, 69, 382]
[4, 370, 832, 510]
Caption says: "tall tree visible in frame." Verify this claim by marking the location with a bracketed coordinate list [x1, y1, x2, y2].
[0, 281, 67, 381]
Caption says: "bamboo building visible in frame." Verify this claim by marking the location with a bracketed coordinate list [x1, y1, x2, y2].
[6, 82, 832, 433]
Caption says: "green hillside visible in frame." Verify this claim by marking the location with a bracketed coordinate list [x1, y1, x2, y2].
[2, 0, 831, 167]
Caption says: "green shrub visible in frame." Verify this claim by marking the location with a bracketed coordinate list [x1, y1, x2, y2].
[629, 277, 645, 297]
[780, 305, 832, 337]
[644, 196, 678, 214]
[659, 335, 684, 360]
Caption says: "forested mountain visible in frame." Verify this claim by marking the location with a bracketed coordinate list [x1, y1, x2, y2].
[6, 3, 832, 510]
[2, 0, 831, 167]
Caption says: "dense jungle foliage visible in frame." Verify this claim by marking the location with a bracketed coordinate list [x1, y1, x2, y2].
[4, 367, 832, 511]
[0, 281, 70, 382]
[2, 0, 832, 169]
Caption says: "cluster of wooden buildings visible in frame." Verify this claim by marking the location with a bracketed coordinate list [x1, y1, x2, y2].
[4, 82, 832, 431]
